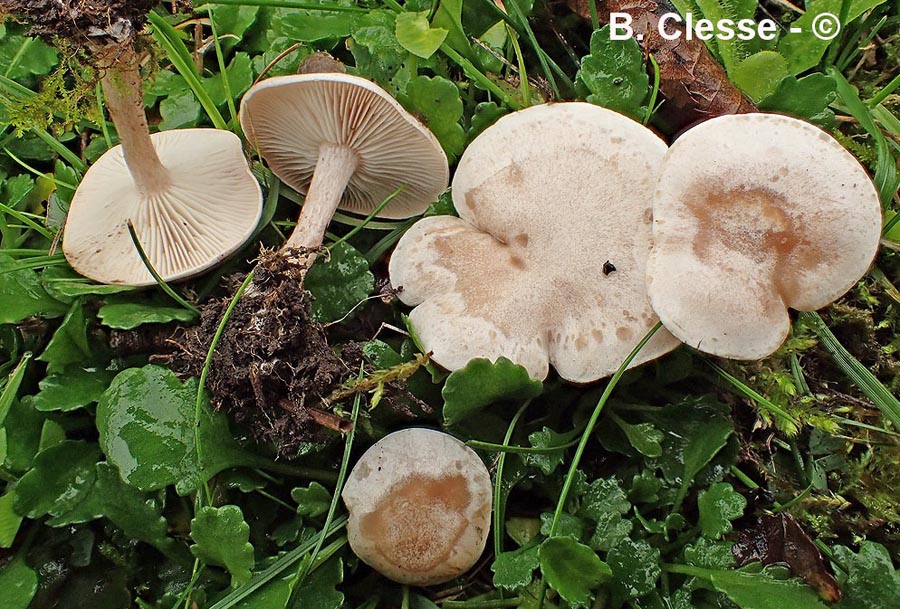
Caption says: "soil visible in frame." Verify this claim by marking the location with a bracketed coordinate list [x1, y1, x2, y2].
[162, 250, 352, 456]
[0, 0, 159, 42]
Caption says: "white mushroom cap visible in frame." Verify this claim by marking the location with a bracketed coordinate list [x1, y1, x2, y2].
[341, 428, 492, 586]
[63, 129, 263, 286]
[239, 73, 448, 220]
[388, 103, 680, 382]
[646, 113, 882, 359]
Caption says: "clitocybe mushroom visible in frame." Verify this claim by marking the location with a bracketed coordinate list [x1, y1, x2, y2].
[62, 46, 262, 286]
[341, 428, 492, 586]
[388, 103, 680, 382]
[646, 113, 882, 359]
[239, 72, 449, 270]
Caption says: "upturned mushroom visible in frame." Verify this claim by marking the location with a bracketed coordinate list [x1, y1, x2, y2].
[239, 72, 449, 271]
[646, 113, 882, 359]
[341, 428, 492, 586]
[388, 103, 680, 382]
[55, 22, 262, 285]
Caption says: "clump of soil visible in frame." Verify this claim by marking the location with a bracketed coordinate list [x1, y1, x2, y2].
[163, 250, 352, 456]
[0, 1, 158, 41]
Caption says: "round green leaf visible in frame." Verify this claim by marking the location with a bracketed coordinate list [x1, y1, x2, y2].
[306, 241, 374, 324]
[395, 11, 447, 59]
[539, 537, 612, 608]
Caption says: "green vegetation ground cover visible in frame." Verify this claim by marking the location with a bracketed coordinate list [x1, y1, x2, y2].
[0, 1, 898, 608]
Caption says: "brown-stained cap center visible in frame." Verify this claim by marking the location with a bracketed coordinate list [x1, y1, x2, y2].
[686, 183, 826, 305]
[358, 473, 471, 573]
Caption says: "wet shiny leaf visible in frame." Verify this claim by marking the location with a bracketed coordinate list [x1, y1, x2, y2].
[577, 25, 649, 120]
[442, 357, 543, 425]
[97, 365, 255, 494]
[291, 482, 331, 518]
[608, 538, 661, 599]
[698, 483, 746, 539]
[540, 536, 611, 607]
[492, 544, 539, 590]
[306, 241, 374, 323]
[13, 440, 100, 520]
[0, 558, 38, 609]
[834, 542, 899, 609]
[32, 365, 116, 412]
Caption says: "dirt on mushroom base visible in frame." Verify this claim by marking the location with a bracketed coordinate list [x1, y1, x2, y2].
[0, 0, 158, 40]
[162, 250, 351, 455]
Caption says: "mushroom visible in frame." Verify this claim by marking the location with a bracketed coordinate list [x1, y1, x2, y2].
[646, 113, 882, 359]
[62, 47, 262, 286]
[341, 428, 492, 586]
[238, 72, 449, 270]
[388, 103, 680, 382]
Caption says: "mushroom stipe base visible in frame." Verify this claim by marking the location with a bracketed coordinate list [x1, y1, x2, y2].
[164, 249, 349, 454]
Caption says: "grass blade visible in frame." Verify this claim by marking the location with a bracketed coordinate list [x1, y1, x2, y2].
[800, 311, 900, 430]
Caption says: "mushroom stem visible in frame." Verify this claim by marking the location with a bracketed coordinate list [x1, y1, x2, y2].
[100, 45, 169, 194]
[285, 143, 358, 252]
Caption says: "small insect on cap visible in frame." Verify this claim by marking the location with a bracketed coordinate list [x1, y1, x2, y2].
[646, 113, 882, 359]
[239, 73, 449, 219]
[341, 428, 492, 586]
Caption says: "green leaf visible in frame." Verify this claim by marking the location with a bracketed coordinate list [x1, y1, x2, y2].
[280, 0, 356, 42]
[87, 462, 172, 551]
[13, 440, 100, 519]
[834, 542, 900, 609]
[2, 397, 44, 473]
[0, 492, 22, 548]
[98, 301, 197, 329]
[191, 505, 255, 587]
[442, 357, 543, 425]
[0, 353, 30, 428]
[399, 75, 466, 159]
[291, 556, 344, 609]
[611, 415, 663, 458]
[540, 537, 612, 607]
[159, 89, 202, 130]
[395, 11, 448, 59]
[306, 242, 374, 323]
[709, 569, 828, 609]
[469, 101, 508, 141]
[348, 10, 409, 90]
[577, 25, 649, 120]
[32, 365, 116, 412]
[291, 482, 332, 518]
[40, 266, 134, 300]
[579, 478, 632, 551]
[210, 5, 260, 52]
[730, 52, 789, 103]
[37, 300, 92, 373]
[492, 544, 539, 590]
[0, 254, 67, 323]
[0, 29, 57, 79]
[698, 483, 746, 539]
[234, 574, 293, 609]
[540, 511, 585, 540]
[431, 0, 470, 57]
[520, 426, 578, 475]
[777, 0, 841, 74]
[683, 538, 735, 570]
[759, 73, 837, 126]
[97, 365, 254, 494]
[203, 52, 255, 107]
[0, 558, 38, 609]
[608, 538, 661, 599]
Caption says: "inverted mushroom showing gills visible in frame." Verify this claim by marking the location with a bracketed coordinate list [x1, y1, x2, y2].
[61, 48, 262, 286]
[389, 103, 680, 382]
[239, 73, 449, 270]
[341, 428, 492, 586]
[646, 113, 882, 359]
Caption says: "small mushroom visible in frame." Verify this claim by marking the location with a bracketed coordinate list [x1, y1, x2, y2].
[646, 113, 882, 359]
[388, 103, 680, 382]
[239, 73, 449, 269]
[62, 46, 263, 286]
[341, 428, 492, 586]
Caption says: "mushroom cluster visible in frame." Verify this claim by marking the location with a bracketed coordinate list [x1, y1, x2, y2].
[389, 107, 882, 377]
[341, 428, 492, 586]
